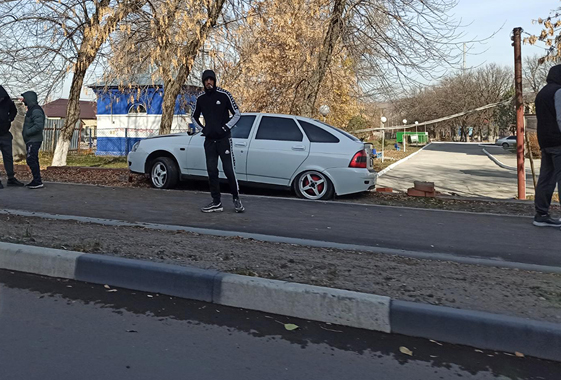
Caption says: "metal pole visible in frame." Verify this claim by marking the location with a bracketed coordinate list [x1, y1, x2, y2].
[513, 27, 526, 200]
[382, 123, 385, 162]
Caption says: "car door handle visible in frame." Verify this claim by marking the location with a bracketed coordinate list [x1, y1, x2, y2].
[234, 142, 247, 147]
[292, 145, 306, 151]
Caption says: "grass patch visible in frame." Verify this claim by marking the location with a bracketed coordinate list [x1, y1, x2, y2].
[14, 152, 128, 169]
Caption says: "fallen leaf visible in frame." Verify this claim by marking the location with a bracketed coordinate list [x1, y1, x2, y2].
[284, 323, 299, 331]
[430, 355, 438, 358]
[147, 295, 153, 298]
[429, 339, 443, 346]
[399, 346, 413, 356]
[107, 289, 118, 293]
[475, 349, 484, 353]
[104, 285, 110, 289]
[515, 352, 525, 358]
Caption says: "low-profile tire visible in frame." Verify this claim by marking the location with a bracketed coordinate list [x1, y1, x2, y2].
[502, 142, 509, 149]
[150, 157, 179, 189]
[294, 170, 334, 200]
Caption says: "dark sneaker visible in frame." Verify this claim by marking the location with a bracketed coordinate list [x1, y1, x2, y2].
[201, 201, 223, 213]
[27, 181, 44, 189]
[233, 198, 245, 213]
[7, 178, 24, 187]
[533, 214, 561, 228]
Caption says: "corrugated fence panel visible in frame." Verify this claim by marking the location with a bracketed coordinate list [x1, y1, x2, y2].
[41, 119, 82, 153]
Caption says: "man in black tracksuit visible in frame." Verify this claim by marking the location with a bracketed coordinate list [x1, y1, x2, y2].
[0, 85, 24, 189]
[533, 64, 561, 227]
[192, 70, 244, 213]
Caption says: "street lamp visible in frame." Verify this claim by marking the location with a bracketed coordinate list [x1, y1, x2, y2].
[415, 121, 419, 146]
[381, 116, 387, 162]
[402, 119, 407, 152]
[319, 105, 330, 122]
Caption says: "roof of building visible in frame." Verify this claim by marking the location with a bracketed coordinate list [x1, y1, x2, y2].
[42, 99, 97, 120]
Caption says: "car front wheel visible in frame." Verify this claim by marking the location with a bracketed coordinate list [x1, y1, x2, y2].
[150, 157, 179, 189]
[294, 171, 334, 200]
[502, 142, 509, 149]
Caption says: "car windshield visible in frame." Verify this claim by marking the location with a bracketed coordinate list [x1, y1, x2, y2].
[316, 120, 360, 142]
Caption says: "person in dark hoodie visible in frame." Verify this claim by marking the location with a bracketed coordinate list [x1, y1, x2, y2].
[191, 69, 244, 213]
[0, 86, 24, 189]
[533, 64, 561, 227]
[21, 91, 45, 189]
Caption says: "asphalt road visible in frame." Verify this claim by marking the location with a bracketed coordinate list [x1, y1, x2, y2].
[2, 182, 561, 267]
[377, 143, 537, 198]
[0, 270, 557, 380]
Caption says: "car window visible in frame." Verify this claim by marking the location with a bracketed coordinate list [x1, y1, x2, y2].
[255, 116, 303, 142]
[317, 121, 360, 142]
[299, 120, 340, 143]
[508, 136, 517, 140]
[231, 115, 256, 139]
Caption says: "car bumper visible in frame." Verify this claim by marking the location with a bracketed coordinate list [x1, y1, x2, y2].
[323, 168, 377, 196]
[127, 151, 147, 174]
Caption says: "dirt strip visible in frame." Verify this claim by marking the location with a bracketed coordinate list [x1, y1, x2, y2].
[0, 213, 559, 323]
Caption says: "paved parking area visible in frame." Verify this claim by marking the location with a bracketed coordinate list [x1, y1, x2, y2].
[377, 143, 537, 199]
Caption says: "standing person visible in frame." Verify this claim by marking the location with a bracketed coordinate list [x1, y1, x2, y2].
[533, 64, 561, 227]
[0, 86, 25, 189]
[21, 91, 45, 189]
[192, 69, 244, 213]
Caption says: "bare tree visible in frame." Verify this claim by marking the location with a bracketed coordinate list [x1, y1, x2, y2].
[0, 0, 147, 166]
[107, 0, 228, 135]
[296, 0, 466, 118]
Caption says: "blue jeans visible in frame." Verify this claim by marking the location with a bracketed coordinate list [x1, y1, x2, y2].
[26, 141, 42, 183]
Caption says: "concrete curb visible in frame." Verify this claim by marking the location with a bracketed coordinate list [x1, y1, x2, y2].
[482, 148, 517, 171]
[0, 242, 560, 362]
[376, 143, 432, 178]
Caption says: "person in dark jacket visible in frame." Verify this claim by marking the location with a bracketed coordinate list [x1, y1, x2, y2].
[0, 85, 24, 189]
[533, 64, 561, 227]
[192, 69, 244, 213]
[21, 91, 45, 189]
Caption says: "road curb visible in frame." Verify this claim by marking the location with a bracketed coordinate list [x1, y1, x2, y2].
[482, 148, 517, 171]
[376, 143, 432, 178]
[0, 242, 560, 362]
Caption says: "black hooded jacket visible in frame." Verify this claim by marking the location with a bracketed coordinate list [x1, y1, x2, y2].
[191, 70, 241, 140]
[535, 64, 561, 149]
[0, 85, 18, 137]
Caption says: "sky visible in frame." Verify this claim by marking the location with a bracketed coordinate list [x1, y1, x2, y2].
[451, 0, 558, 69]
[57, 0, 560, 101]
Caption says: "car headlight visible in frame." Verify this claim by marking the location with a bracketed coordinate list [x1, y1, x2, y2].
[131, 141, 140, 152]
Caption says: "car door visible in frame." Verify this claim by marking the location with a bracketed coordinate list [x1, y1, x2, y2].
[246, 115, 310, 186]
[184, 115, 256, 180]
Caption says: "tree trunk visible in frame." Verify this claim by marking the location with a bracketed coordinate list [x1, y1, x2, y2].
[52, 68, 87, 166]
[158, 0, 226, 135]
[300, 0, 346, 117]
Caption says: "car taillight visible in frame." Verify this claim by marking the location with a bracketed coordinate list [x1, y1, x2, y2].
[349, 149, 367, 168]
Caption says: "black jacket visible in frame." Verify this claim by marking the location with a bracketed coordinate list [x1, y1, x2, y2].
[192, 70, 241, 140]
[535, 65, 561, 149]
[0, 85, 18, 137]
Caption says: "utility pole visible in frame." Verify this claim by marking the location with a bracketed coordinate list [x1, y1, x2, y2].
[512, 27, 526, 200]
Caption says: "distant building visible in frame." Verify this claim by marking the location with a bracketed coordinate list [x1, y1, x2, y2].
[89, 76, 201, 156]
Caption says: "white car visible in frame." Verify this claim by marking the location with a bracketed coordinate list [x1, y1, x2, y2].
[495, 136, 517, 149]
[128, 113, 377, 200]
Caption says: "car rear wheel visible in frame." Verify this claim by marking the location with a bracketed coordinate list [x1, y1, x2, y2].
[294, 171, 334, 200]
[150, 157, 179, 189]
[502, 142, 509, 149]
